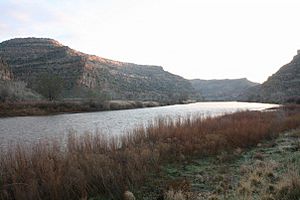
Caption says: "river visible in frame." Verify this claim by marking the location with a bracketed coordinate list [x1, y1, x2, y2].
[0, 102, 278, 149]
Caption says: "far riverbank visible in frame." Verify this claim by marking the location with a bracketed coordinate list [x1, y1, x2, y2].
[0, 100, 164, 117]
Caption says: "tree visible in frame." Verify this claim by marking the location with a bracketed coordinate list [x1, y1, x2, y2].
[36, 73, 64, 101]
[0, 87, 10, 102]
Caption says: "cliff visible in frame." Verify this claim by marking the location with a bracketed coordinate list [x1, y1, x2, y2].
[190, 78, 259, 101]
[0, 38, 193, 102]
[240, 51, 300, 103]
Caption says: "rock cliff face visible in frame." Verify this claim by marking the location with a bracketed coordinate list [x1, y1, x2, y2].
[0, 38, 193, 102]
[240, 51, 300, 103]
[190, 78, 259, 101]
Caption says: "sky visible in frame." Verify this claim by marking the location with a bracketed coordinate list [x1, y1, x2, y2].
[1, 0, 300, 83]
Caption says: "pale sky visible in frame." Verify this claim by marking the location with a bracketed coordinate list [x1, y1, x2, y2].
[1, 0, 300, 83]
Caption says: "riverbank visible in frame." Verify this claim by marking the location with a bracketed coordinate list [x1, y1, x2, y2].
[0, 100, 162, 117]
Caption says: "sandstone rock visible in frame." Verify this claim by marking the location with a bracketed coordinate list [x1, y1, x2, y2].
[123, 191, 136, 200]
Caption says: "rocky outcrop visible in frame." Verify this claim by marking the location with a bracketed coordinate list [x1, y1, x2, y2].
[190, 78, 259, 101]
[240, 51, 300, 103]
[0, 38, 193, 102]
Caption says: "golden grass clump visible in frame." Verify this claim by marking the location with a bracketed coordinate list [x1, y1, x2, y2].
[275, 170, 300, 200]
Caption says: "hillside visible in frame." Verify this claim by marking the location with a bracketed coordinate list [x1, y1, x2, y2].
[0, 58, 40, 102]
[0, 38, 193, 103]
[240, 51, 300, 103]
[190, 78, 259, 101]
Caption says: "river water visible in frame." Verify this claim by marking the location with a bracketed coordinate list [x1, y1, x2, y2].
[0, 102, 278, 149]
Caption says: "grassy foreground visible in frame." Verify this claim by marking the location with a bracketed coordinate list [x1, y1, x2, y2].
[0, 105, 300, 200]
[140, 126, 300, 200]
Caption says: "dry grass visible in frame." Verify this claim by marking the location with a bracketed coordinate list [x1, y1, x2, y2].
[275, 169, 300, 200]
[236, 160, 279, 199]
[164, 190, 187, 200]
[236, 161, 300, 200]
[0, 106, 300, 199]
